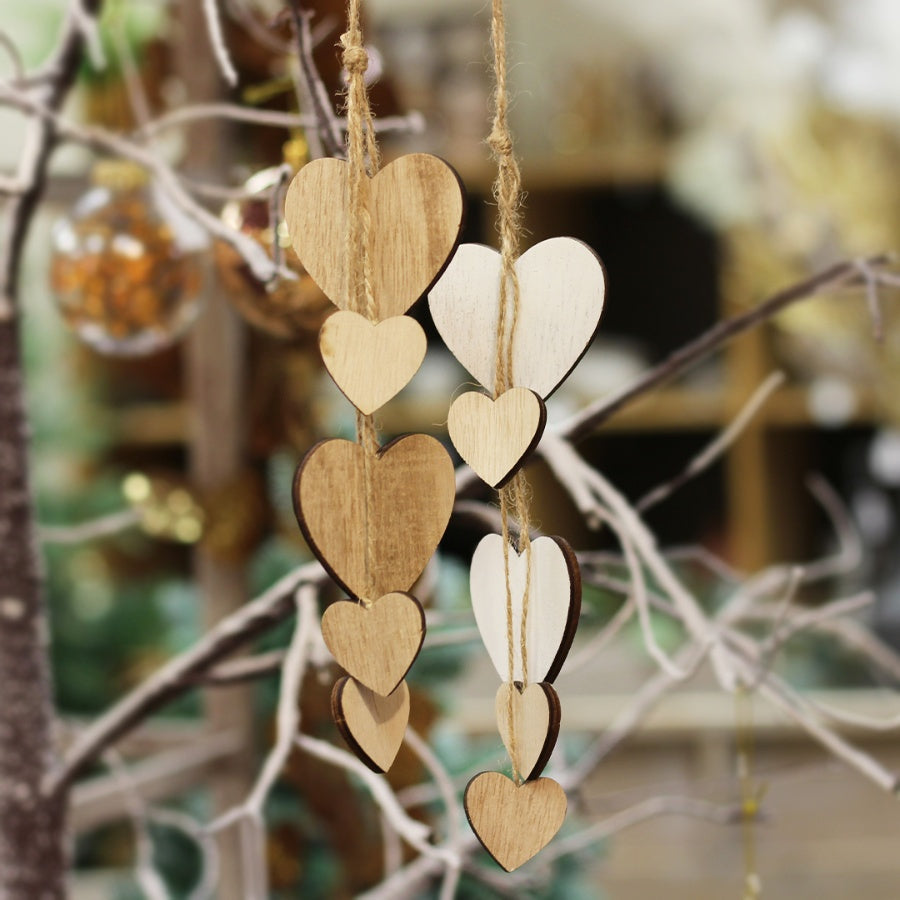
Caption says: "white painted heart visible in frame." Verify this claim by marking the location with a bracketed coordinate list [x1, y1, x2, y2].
[428, 237, 605, 398]
[469, 534, 581, 684]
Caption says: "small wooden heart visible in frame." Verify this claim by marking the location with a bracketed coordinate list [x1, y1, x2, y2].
[464, 771, 567, 871]
[332, 676, 410, 773]
[429, 237, 605, 398]
[495, 682, 560, 781]
[294, 434, 455, 600]
[470, 534, 581, 684]
[319, 312, 427, 415]
[447, 388, 546, 488]
[285, 154, 465, 320]
[321, 593, 425, 696]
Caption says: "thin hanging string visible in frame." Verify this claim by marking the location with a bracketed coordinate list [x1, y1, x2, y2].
[489, 0, 533, 785]
[342, 0, 381, 606]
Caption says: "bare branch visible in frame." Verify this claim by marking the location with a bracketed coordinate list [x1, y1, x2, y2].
[49, 562, 326, 795]
[203, 0, 239, 87]
[637, 371, 785, 514]
[38, 509, 140, 545]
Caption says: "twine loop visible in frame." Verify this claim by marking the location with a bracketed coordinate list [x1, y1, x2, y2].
[340, 35, 369, 75]
[487, 128, 513, 157]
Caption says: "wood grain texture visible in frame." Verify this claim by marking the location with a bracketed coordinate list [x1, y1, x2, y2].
[447, 388, 546, 488]
[464, 771, 567, 871]
[319, 311, 427, 415]
[428, 237, 606, 398]
[293, 435, 456, 600]
[321, 592, 424, 697]
[470, 534, 581, 684]
[284, 153, 466, 320]
[332, 676, 410, 773]
[495, 682, 560, 781]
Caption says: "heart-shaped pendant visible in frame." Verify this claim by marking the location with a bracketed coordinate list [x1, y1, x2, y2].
[294, 434, 455, 600]
[429, 237, 605, 398]
[321, 592, 425, 696]
[332, 676, 410, 773]
[285, 154, 465, 320]
[465, 771, 567, 871]
[470, 534, 581, 684]
[495, 682, 560, 781]
[319, 311, 427, 415]
[447, 388, 546, 488]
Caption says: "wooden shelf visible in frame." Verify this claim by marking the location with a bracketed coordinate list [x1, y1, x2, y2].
[447, 144, 670, 194]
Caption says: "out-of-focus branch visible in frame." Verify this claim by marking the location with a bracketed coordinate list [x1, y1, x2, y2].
[49, 562, 326, 794]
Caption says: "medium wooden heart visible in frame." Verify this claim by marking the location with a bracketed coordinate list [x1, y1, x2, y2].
[465, 772, 567, 871]
[284, 154, 465, 321]
[470, 534, 581, 684]
[332, 676, 409, 773]
[294, 434, 455, 600]
[321, 592, 425, 696]
[319, 311, 427, 415]
[447, 388, 546, 488]
[428, 237, 605, 398]
[495, 682, 560, 781]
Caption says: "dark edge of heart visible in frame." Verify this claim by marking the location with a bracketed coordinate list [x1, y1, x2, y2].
[405, 154, 469, 315]
[330, 675, 389, 774]
[524, 682, 561, 782]
[534, 238, 608, 401]
[292, 438, 360, 600]
[542, 535, 582, 684]
[463, 771, 516, 872]
[491, 390, 548, 489]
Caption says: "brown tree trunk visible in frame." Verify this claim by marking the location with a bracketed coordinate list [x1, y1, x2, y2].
[0, 5, 103, 896]
[0, 318, 66, 897]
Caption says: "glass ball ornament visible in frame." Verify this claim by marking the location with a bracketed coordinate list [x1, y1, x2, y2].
[50, 159, 205, 355]
[214, 146, 331, 341]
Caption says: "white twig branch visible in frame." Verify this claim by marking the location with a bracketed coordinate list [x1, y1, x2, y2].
[294, 734, 452, 863]
[203, 0, 239, 87]
[39, 508, 140, 545]
[637, 371, 786, 513]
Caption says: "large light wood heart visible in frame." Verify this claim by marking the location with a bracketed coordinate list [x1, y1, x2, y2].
[447, 388, 546, 488]
[495, 682, 560, 781]
[470, 534, 581, 684]
[321, 592, 425, 697]
[465, 772, 567, 871]
[332, 677, 409, 773]
[294, 435, 455, 600]
[284, 154, 465, 321]
[428, 237, 605, 398]
[319, 311, 427, 415]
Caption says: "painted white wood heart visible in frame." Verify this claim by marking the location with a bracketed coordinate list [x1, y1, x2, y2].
[428, 237, 605, 398]
[469, 533, 581, 684]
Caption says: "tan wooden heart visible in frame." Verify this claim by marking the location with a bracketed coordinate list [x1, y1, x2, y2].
[470, 534, 581, 684]
[332, 677, 409, 773]
[429, 237, 606, 397]
[319, 311, 427, 415]
[495, 682, 560, 781]
[294, 435, 455, 600]
[464, 772, 567, 871]
[447, 388, 546, 488]
[321, 593, 425, 697]
[284, 154, 465, 321]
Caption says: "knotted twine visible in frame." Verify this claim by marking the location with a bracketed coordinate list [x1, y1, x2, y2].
[342, 0, 380, 606]
[489, 0, 534, 784]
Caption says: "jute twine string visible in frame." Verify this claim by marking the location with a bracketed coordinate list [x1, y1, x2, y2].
[489, 0, 533, 785]
[342, 0, 380, 606]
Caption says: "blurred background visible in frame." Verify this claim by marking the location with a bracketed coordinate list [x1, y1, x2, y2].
[5, 0, 900, 897]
